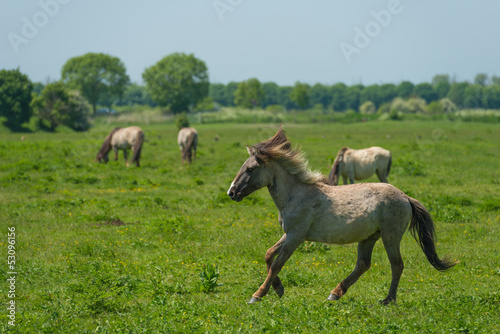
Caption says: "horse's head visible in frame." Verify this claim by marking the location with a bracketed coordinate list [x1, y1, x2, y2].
[96, 151, 109, 163]
[96, 128, 121, 164]
[227, 145, 272, 202]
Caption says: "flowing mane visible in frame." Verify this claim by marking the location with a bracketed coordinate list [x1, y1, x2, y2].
[254, 127, 327, 185]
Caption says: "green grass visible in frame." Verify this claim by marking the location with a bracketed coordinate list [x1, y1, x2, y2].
[0, 120, 499, 333]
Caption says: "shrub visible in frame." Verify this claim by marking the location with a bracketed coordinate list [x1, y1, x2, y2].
[199, 264, 221, 292]
[175, 112, 190, 130]
[359, 101, 376, 114]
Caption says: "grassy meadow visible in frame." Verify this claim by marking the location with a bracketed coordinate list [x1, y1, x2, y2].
[0, 119, 499, 333]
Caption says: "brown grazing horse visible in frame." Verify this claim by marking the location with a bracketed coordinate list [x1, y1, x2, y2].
[177, 127, 198, 164]
[227, 127, 456, 305]
[96, 126, 144, 167]
[329, 146, 392, 185]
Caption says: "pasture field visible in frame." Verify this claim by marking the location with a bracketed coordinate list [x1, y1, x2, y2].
[0, 120, 499, 333]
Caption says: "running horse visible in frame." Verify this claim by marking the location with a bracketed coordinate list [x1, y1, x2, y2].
[177, 127, 198, 164]
[328, 146, 392, 185]
[227, 127, 456, 304]
[96, 126, 144, 167]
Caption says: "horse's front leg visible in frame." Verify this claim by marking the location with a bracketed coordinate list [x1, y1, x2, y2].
[123, 149, 129, 167]
[265, 234, 286, 297]
[249, 233, 304, 304]
[114, 147, 119, 161]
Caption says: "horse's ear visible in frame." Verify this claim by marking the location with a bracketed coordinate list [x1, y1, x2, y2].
[246, 145, 253, 156]
[247, 145, 261, 157]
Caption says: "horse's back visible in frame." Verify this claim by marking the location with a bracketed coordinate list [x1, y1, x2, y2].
[178, 127, 197, 146]
[346, 147, 390, 180]
[112, 126, 143, 148]
[306, 183, 411, 244]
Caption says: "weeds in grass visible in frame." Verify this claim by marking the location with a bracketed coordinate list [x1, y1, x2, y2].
[199, 264, 221, 292]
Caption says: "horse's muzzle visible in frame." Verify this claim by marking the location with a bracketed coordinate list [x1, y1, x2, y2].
[227, 183, 244, 202]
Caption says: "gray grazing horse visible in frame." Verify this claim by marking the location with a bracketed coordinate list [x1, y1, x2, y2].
[178, 127, 198, 164]
[96, 126, 144, 167]
[328, 146, 392, 185]
[227, 127, 456, 305]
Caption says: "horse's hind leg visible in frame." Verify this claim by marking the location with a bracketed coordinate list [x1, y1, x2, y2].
[380, 235, 404, 305]
[265, 234, 286, 297]
[376, 169, 388, 183]
[328, 231, 380, 301]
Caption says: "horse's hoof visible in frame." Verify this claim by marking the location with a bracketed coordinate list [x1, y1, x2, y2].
[248, 297, 261, 304]
[327, 294, 340, 301]
[273, 285, 285, 298]
[380, 298, 395, 306]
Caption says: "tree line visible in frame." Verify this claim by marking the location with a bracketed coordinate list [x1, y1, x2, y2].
[1, 51, 500, 131]
[210, 74, 500, 112]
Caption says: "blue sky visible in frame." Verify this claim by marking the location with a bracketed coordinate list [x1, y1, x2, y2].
[1, 0, 499, 86]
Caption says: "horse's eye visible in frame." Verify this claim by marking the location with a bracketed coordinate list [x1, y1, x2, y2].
[247, 168, 253, 173]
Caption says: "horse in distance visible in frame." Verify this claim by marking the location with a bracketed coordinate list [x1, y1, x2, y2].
[178, 127, 198, 164]
[328, 146, 392, 185]
[96, 126, 145, 167]
[227, 127, 456, 305]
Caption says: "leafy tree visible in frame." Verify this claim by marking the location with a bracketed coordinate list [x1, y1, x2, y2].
[330, 83, 347, 111]
[345, 84, 363, 111]
[413, 83, 438, 103]
[143, 53, 209, 113]
[277, 86, 295, 109]
[492, 75, 500, 86]
[310, 83, 332, 110]
[31, 81, 91, 131]
[463, 84, 485, 109]
[0, 68, 33, 129]
[234, 78, 264, 108]
[396, 81, 414, 99]
[209, 83, 227, 106]
[474, 73, 489, 86]
[432, 74, 451, 99]
[61, 53, 129, 115]
[32, 82, 45, 96]
[360, 84, 381, 108]
[290, 81, 310, 109]
[195, 96, 215, 111]
[431, 74, 450, 86]
[446, 82, 469, 107]
[262, 82, 280, 108]
[483, 85, 500, 109]
[379, 84, 397, 105]
[224, 82, 238, 107]
[175, 112, 189, 130]
[434, 81, 451, 99]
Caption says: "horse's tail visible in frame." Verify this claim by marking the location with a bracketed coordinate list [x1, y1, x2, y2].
[386, 153, 392, 177]
[408, 197, 458, 271]
[96, 127, 122, 162]
[328, 147, 348, 185]
[183, 130, 197, 163]
[131, 129, 144, 167]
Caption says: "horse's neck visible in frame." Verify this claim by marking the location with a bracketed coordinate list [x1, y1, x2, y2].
[266, 162, 308, 211]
